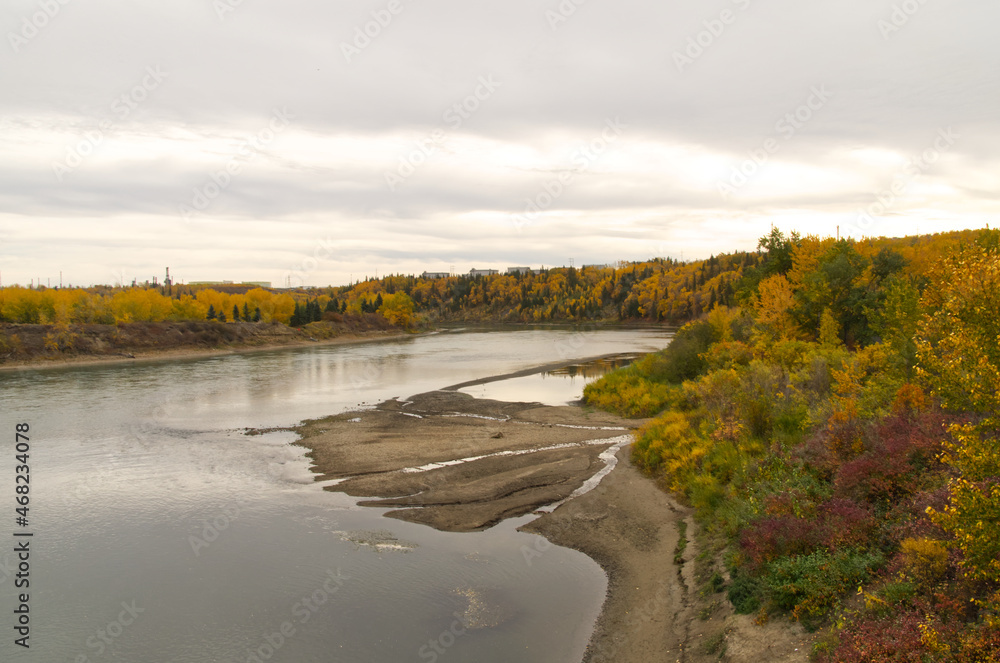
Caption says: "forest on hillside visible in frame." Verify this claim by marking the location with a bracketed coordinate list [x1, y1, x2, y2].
[1, 229, 990, 332]
[584, 228, 1000, 661]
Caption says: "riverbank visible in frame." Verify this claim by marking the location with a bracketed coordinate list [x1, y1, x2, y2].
[293, 387, 816, 662]
[525, 447, 816, 663]
[0, 320, 411, 371]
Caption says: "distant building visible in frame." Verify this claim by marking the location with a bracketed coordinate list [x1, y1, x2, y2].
[188, 280, 271, 288]
[583, 264, 611, 271]
[420, 271, 451, 280]
[506, 266, 531, 275]
[469, 268, 499, 278]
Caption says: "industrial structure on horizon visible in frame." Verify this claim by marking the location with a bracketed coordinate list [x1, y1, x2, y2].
[419, 264, 612, 280]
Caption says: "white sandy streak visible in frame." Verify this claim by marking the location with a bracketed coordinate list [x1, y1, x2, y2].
[399, 435, 632, 474]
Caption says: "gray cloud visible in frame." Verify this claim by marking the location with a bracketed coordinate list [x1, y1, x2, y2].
[0, 0, 997, 285]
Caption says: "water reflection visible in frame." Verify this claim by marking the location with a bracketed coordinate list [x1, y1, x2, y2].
[458, 353, 639, 406]
[0, 329, 669, 662]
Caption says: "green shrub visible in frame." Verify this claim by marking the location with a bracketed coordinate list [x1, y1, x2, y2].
[765, 549, 885, 621]
[879, 580, 916, 606]
[727, 571, 763, 614]
[643, 320, 720, 384]
[709, 571, 726, 593]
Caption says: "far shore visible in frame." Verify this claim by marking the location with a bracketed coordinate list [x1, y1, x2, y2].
[0, 328, 414, 372]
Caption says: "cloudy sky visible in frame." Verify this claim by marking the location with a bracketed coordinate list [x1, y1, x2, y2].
[1, 0, 997, 287]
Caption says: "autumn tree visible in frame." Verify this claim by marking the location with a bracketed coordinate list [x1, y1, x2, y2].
[754, 274, 797, 340]
[757, 228, 801, 278]
[379, 293, 416, 329]
[918, 240, 1000, 584]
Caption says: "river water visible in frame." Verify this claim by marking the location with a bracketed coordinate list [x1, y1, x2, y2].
[0, 327, 670, 662]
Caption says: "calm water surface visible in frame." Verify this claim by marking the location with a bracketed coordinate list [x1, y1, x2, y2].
[0, 328, 670, 662]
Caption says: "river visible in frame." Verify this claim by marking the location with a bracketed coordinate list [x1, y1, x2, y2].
[0, 327, 671, 662]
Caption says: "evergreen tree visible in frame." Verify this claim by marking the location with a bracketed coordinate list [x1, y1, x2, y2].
[340, 301, 347, 314]
[242, 302, 251, 320]
[374, 293, 383, 310]
[233, 304, 240, 322]
[206, 304, 216, 321]
[218, 310, 227, 323]
[253, 307, 262, 322]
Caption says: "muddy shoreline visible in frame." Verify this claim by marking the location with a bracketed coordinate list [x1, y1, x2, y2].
[294, 389, 636, 532]
[292, 384, 815, 662]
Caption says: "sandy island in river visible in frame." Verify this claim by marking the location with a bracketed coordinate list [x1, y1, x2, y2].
[292, 386, 816, 663]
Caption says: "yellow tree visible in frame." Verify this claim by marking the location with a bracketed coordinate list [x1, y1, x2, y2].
[787, 235, 835, 291]
[754, 274, 798, 340]
[379, 293, 415, 329]
[918, 241, 1000, 583]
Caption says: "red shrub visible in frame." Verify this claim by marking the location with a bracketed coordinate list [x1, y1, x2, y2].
[954, 624, 1000, 662]
[834, 413, 947, 503]
[823, 610, 927, 663]
[823, 609, 942, 663]
[740, 516, 824, 571]
[887, 487, 952, 544]
[739, 499, 874, 570]
[824, 602, 998, 663]
[819, 498, 875, 550]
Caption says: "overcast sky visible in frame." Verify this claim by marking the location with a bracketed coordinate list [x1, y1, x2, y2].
[1, 0, 997, 287]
